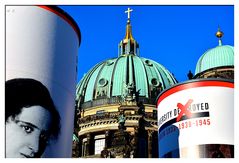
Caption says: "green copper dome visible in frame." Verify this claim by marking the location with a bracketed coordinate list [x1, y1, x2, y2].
[195, 29, 234, 75]
[195, 45, 234, 74]
[76, 55, 177, 104]
[76, 9, 177, 107]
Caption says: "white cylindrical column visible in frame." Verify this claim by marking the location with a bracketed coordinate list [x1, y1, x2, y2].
[157, 79, 234, 158]
[6, 5, 80, 158]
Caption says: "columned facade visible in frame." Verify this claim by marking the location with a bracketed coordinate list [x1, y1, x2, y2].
[74, 102, 159, 158]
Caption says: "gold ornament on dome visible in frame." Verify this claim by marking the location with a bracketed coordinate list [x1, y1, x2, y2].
[216, 27, 224, 38]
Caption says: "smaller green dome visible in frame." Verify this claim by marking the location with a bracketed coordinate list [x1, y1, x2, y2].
[195, 28, 234, 75]
[195, 45, 234, 74]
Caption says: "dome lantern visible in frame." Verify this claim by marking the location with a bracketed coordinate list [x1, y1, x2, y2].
[118, 7, 139, 56]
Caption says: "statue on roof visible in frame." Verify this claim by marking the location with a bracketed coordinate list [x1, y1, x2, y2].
[118, 111, 126, 131]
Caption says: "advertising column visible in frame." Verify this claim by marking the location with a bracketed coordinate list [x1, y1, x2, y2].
[157, 79, 234, 158]
[6, 6, 81, 158]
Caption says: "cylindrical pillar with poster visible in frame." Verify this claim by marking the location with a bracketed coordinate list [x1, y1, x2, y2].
[157, 79, 234, 158]
[6, 5, 80, 158]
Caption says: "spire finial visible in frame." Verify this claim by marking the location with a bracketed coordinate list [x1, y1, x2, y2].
[125, 8, 133, 21]
[216, 25, 224, 46]
[123, 7, 134, 43]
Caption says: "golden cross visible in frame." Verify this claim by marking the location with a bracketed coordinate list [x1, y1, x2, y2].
[125, 8, 133, 19]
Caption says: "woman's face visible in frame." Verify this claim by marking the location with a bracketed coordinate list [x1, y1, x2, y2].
[6, 105, 52, 158]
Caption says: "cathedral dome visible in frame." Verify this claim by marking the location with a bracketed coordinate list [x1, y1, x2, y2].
[195, 29, 234, 75]
[76, 9, 177, 109]
[76, 55, 177, 106]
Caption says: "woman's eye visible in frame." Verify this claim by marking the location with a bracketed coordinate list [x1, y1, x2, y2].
[15, 120, 35, 134]
[22, 125, 34, 133]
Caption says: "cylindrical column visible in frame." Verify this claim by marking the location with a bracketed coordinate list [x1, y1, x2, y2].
[147, 130, 153, 158]
[157, 79, 234, 158]
[6, 6, 80, 158]
[85, 133, 91, 156]
[105, 130, 111, 148]
[134, 127, 139, 157]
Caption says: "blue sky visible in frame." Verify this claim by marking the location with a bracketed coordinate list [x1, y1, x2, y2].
[59, 5, 234, 83]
